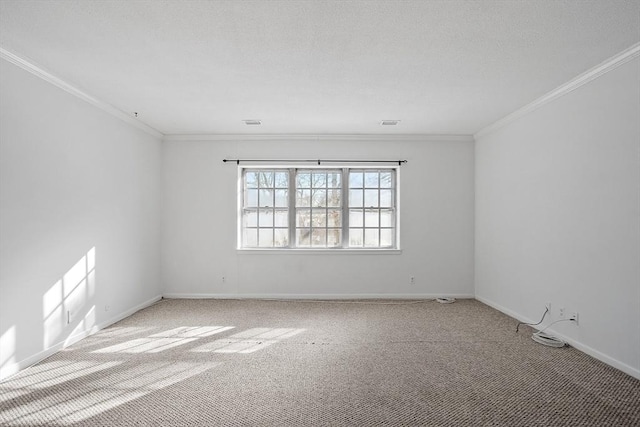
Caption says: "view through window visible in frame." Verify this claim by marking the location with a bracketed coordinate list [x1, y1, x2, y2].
[240, 167, 398, 249]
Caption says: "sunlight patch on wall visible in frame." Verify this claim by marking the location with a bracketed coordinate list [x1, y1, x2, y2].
[64, 305, 96, 346]
[42, 247, 96, 349]
[191, 327, 305, 354]
[0, 326, 16, 373]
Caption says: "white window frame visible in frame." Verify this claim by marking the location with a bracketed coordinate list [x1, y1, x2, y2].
[237, 164, 401, 252]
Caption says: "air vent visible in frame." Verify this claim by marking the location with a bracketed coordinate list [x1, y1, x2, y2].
[243, 119, 262, 125]
[380, 120, 400, 126]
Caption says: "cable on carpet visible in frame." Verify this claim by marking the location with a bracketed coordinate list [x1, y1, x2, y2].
[531, 319, 573, 348]
[516, 307, 548, 333]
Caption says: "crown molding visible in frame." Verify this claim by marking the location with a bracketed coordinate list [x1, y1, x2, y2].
[0, 47, 163, 139]
[475, 42, 640, 140]
[162, 133, 475, 142]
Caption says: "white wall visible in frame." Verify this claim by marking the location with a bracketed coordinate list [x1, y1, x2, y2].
[475, 57, 640, 377]
[0, 59, 163, 379]
[161, 137, 475, 298]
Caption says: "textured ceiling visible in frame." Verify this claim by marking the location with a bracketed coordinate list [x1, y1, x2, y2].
[1, 0, 638, 135]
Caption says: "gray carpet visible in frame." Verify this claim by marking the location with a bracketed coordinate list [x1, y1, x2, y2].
[1, 298, 638, 426]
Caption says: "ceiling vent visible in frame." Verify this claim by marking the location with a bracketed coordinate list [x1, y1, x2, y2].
[243, 119, 262, 125]
[380, 120, 400, 126]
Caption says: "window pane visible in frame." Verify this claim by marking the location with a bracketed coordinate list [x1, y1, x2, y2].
[380, 172, 392, 188]
[258, 229, 273, 247]
[275, 171, 288, 188]
[349, 189, 363, 207]
[349, 209, 363, 227]
[364, 189, 378, 207]
[297, 172, 311, 188]
[327, 172, 341, 188]
[327, 210, 341, 227]
[365, 210, 379, 227]
[275, 189, 288, 207]
[312, 172, 326, 188]
[364, 172, 379, 188]
[364, 229, 379, 247]
[274, 210, 288, 226]
[312, 189, 327, 207]
[274, 229, 288, 247]
[259, 189, 273, 207]
[380, 210, 394, 227]
[244, 228, 257, 247]
[296, 189, 311, 207]
[312, 210, 326, 227]
[380, 229, 393, 247]
[349, 171, 363, 188]
[245, 171, 258, 188]
[259, 171, 274, 188]
[296, 209, 311, 227]
[297, 229, 311, 247]
[349, 228, 363, 247]
[327, 229, 341, 247]
[380, 190, 392, 207]
[311, 229, 326, 247]
[259, 209, 273, 227]
[245, 189, 258, 207]
[243, 210, 257, 227]
[327, 189, 341, 207]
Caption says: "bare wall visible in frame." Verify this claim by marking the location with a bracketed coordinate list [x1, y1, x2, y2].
[0, 59, 163, 379]
[475, 57, 640, 377]
[161, 137, 475, 298]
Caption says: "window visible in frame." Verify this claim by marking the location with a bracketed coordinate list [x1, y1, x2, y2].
[240, 167, 398, 249]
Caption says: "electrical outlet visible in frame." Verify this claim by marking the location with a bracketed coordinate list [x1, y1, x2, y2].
[222, 276, 226, 284]
[67, 310, 72, 324]
[569, 312, 579, 325]
[409, 276, 415, 285]
[559, 307, 565, 318]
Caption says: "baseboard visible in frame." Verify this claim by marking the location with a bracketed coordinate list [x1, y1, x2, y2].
[162, 293, 475, 300]
[475, 295, 640, 380]
[0, 294, 162, 382]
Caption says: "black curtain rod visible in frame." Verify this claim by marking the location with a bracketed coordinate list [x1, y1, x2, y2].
[223, 159, 407, 165]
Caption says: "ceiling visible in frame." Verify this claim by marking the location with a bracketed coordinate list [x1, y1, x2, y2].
[0, 0, 638, 136]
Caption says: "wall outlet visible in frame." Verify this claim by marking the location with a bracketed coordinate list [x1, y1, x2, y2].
[409, 276, 415, 285]
[569, 312, 579, 325]
[67, 310, 72, 324]
[559, 307, 565, 318]
[222, 276, 226, 284]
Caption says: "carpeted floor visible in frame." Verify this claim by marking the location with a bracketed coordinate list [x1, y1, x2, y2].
[0, 298, 639, 426]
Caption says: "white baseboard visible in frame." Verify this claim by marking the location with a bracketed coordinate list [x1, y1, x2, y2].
[162, 293, 475, 300]
[0, 294, 162, 382]
[475, 295, 640, 380]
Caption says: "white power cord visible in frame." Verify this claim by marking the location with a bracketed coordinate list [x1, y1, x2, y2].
[531, 318, 573, 348]
[436, 297, 456, 304]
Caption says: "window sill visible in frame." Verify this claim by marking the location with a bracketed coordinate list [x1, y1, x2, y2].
[237, 248, 402, 255]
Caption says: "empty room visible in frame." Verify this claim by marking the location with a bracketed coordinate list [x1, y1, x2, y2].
[1, 0, 639, 425]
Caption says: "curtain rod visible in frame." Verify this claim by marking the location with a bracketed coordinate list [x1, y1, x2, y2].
[223, 159, 407, 165]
